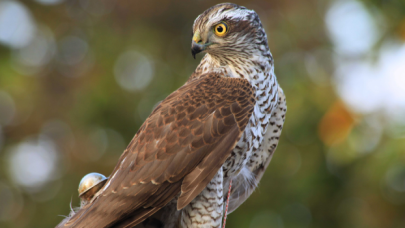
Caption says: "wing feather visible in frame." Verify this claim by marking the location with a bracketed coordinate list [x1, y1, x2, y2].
[59, 73, 255, 228]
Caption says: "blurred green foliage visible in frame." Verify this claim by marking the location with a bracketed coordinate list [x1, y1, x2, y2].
[0, 0, 404, 228]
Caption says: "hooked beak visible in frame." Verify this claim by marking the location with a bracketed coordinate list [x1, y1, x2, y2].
[191, 41, 205, 59]
[191, 31, 205, 59]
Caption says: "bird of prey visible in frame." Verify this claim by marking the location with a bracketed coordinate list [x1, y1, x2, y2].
[57, 3, 286, 228]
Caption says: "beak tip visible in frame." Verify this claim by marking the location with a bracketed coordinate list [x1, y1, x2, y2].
[191, 41, 204, 59]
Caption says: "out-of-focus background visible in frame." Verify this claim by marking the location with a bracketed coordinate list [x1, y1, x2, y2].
[0, 0, 404, 227]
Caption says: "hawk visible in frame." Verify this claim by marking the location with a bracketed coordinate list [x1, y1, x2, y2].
[57, 3, 286, 228]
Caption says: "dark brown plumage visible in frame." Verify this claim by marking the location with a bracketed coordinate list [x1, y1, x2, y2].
[59, 74, 255, 228]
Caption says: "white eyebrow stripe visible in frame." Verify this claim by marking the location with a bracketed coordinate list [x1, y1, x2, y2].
[209, 8, 253, 23]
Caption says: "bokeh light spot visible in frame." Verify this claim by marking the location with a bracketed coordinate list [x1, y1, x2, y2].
[318, 101, 354, 146]
[326, 0, 378, 56]
[7, 137, 60, 191]
[34, 0, 64, 5]
[114, 51, 154, 92]
[13, 26, 56, 68]
[334, 42, 405, 124]
[58, 36, 89, 66]
[0, 1, 35, 49]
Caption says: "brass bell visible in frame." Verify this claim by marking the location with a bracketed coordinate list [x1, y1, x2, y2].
[78, 172, 108, 206]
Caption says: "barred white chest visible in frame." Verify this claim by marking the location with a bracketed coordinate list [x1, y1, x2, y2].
[195, 53, 279, 179]
[223, 69, 278, 179]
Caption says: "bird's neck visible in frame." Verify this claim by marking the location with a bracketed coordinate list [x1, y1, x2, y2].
[191, 48, 276, 91]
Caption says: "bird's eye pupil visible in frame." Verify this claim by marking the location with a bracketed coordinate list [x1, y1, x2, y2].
[214, 23, 228, 36]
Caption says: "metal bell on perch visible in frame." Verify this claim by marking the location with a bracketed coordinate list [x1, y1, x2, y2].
[78, 172, 108, 206]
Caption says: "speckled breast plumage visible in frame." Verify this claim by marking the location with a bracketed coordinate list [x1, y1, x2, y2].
[223, 69, 279, 179]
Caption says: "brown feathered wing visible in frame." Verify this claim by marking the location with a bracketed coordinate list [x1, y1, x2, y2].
[59, 73, 255, 228]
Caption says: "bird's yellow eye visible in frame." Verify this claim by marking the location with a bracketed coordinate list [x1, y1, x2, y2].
[214, 22, 228, 37]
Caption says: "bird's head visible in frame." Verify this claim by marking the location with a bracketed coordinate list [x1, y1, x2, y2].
[191, 3, 267, 59]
